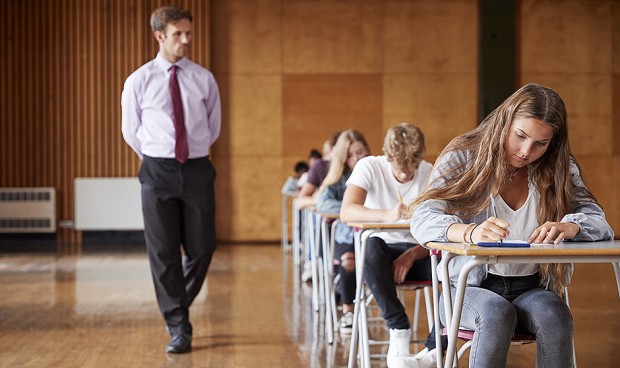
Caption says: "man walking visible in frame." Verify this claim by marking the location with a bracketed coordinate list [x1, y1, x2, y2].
[121, 4, 221, 354]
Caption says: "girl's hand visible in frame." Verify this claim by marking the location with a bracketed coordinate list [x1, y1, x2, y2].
[528, 221, 580, 244]
[384, 202, 406, 222]
[470, 217, 510, 243]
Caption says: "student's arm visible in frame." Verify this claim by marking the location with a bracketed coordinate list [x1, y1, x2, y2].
[296, 182, 317, 208]
[410, 150, 482, 244]
[340, 184, 405, 223]
[392, 246, 430, 283]
[316, 182, 344, 214]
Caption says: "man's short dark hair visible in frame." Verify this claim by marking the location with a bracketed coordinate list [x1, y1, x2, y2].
[150, 5, 193, 33]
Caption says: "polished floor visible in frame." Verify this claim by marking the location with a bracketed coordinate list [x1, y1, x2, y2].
[0, 243, 619, 367]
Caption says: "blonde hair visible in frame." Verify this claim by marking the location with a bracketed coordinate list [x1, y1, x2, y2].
[383, 123, 425, 171]
[410, 83, 599, 295]
[321, 129, 369, 189]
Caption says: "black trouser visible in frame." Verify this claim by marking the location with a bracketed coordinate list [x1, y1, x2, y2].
[364, 237, 447, 350]
[334, 241, 355, 305]
[139, 155, 217, 336]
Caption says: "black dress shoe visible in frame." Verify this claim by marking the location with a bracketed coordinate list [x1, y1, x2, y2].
[166, 334, 192, 353]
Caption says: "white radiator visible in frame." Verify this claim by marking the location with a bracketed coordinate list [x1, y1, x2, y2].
[74, 178, 144, 231]
[0, 187, 56, 233]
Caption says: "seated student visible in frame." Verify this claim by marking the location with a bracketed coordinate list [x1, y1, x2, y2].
[307, 149, 323, 169]
[298, 131, 343, 282]
[409, 83, 614, 368]
[281, 161, 309, 195]
[296, 131, 342, 209]
[316, 129, 371, 334]
[340, 122, 445, 368]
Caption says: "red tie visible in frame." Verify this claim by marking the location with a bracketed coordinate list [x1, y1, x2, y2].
[169, 65, 189, 164]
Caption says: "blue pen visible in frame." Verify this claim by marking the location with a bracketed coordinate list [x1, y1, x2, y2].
[489, 194, 503, 245]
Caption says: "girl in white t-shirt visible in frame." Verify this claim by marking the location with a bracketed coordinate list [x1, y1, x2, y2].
[340, 123, 441, 368]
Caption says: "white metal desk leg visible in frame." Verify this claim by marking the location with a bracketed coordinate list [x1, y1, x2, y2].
[439, 252, 458, 368]
[430, 252, 444, 368]
[444, 258, 487, 368]
[329, 220, 340, 332]
[358, 231, 372, 368]
[321, 217, 334, 344]
[613, 262, 620, 299]
[292, 201, 301, 266]
[348, 228, 365, 368]
[281, 196, 289, 252]
[307, 210, 320, 313]
[315, 213, 325, 306]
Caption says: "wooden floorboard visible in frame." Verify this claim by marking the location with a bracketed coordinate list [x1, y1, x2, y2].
[0, 243, 619, 367]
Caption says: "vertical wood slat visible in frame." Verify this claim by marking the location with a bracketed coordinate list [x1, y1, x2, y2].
[0, 0, 210, 242]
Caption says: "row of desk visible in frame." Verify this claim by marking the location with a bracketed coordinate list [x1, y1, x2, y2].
[281, 194, 620, 368]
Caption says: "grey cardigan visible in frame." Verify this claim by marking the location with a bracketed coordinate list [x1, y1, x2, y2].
[410, 150, 614, 287]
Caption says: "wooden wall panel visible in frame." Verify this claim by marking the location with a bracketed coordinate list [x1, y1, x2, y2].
[282, 1, 384, 73]
[282, 74, 384, 157]
[519, 0, 619, 236]
[211, 0, 282, 74]
[213, 157, 283, 241]
[383, 74, 478, 157]
[384, 0, 478, 73]
[521, 0, 612, 74]
[215, 74, 283, 158]
[613, 3, 620, 157]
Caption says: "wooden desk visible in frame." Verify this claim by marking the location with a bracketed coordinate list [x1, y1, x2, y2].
[345, 221, 411, 368]
[426, 240, 620, 368]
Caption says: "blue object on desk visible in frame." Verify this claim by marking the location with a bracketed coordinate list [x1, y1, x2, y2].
[477, 241, 531, 248]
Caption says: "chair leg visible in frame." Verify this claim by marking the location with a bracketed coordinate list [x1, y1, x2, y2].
[412, 289, 421, 334]
[423, 286, 433, 332]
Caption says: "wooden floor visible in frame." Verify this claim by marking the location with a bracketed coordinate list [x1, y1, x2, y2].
[1, 243, 619, 367]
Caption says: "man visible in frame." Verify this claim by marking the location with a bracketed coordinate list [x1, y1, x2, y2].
[121, 5, 221, 354]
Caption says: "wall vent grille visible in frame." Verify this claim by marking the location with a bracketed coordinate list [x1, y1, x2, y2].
[0, 187, 56, 233]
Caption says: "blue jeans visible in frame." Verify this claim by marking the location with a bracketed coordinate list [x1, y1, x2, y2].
[364, 237, 446, 350]
[440, 273, 573, 368]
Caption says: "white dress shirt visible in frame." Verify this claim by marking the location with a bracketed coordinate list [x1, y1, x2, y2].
[121, 53, 221, 160]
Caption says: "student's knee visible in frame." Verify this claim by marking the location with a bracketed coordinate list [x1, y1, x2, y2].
[340, 252, 355, 273]
[364, 237, 387, 260]
[536, 298, 573, 329]
[477, 299, 517, 331]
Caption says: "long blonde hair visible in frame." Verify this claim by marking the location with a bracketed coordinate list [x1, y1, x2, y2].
[320, 129, 369, 189]
[411, 83, 599, 295]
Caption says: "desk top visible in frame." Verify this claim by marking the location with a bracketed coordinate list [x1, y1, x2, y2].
[316, 212, 340, 219]
[346, 221, 410, 230]
[426, 240, 620, 256]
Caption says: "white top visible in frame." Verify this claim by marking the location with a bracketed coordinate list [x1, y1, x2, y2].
[489, 181, 540, 276]
[347, 155, 433, 243]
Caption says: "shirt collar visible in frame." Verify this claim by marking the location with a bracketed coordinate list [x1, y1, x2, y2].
[155, 53, 189, 71]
